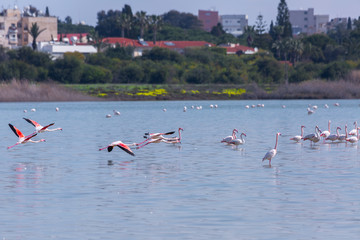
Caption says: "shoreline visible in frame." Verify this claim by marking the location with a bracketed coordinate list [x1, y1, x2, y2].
[1, 80, 360, 102]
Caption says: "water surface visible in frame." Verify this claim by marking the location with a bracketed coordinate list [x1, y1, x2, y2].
[1, 100, 360, 239]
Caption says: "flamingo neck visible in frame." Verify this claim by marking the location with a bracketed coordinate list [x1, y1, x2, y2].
[240, 133, 245, 142]
[178, 128, 182, 141]
[301, 126, 304, 137]
[336, 127, 340, 136]
[345, 125, 348, 138]
[274, 134, 279, 150]
[328, 121, 331, 132]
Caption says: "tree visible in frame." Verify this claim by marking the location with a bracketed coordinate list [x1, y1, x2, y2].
[135, 11, 148, 38]
[119, 13, 132, 38]
[28, 23, 46, 50]
[148, 15, 163, 44]
[243, 26, 256, 47]
[88, 29, 105, 53]
[65, 16, 72, 25]
[347, 17, 352, 30]
[210, 23, 225, 37]
[45, 6, 50, 17]
[255, 14, 267, 34]
[276, 0, 292, 38]
[162, 10, 202, 30]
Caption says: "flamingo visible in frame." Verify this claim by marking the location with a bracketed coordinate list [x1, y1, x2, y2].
[348, 121, 358, 136]
[7, 124, 45, 149]
[99, 141, 135, 155]
[338, 125, 347, 142]
[325, 127, 341, 142]
[307, 107, 314, 115]
[262, 132, 281, 165]
[320, 120, 331, 139]
[290, 125, 305, 142]
[163, 128, 184, 144]
[228, 133, 246, 145]
[136, 130, 175, 146]
[346, 126, 359, 144]
[23, 118, 62, 133]
[303, 126, 321, 145]
[113, 110, 121, 115]
[221, 129, 238, 143]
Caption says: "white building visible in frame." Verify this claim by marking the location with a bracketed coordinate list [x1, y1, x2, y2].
[289, 8, 329, 35]
[39, 42, 97, 59]
[220, 15, 248, 36]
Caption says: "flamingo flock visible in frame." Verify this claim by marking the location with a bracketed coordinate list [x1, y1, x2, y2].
[7, 117, 62, 149]
[8, 103, 360, 168]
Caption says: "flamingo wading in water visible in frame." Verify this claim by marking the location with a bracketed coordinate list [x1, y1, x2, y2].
[23, 118, 62, 133]
[221, 129, 238, 143]
[290, 125, 305, 142]
[262, 132, 281, 165]
[303, 126, 321, 145]
[7, 124, 45, 149]
[229, 133, 246, 145]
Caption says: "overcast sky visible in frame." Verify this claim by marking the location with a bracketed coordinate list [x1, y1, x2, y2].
[3, 0, 359, 27]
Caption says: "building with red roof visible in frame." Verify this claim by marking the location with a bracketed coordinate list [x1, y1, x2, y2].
[102, 37, 215, 57]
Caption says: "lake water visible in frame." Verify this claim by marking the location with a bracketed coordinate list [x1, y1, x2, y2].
[1, 99, 360, 240]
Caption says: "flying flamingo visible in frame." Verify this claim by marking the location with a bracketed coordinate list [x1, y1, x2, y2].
[348, 121, 358, 136]
[290, 125, 305, 142]
[320, 120, 331, 139]
[7, 124, 45, 149]
[262, 132, 281, 165]
[99, 141, 135, 155]
[303, 126, 321, 145]
[163, 128, 184, 144]
[228, 133, 246, 145]
[23, 118, 62, 133]
[136, 130, 175, 146]
[221, 129, 238, 143]
[325, 127, 341, 142]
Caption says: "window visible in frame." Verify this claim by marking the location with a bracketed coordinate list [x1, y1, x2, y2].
[205, 13, 211, 16]
[304, 25, 308, 28]
[0, 22, 4, 30]
[304, 11, 308, 15]
[17, 22, 22, 28]
[304, 17, 308, 21]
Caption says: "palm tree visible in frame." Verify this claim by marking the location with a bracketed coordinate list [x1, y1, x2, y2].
[135, 11, 148, 39]
[272, 38, 291, 84]
[88, 29, 105, 53]
[243, 25, 256, 47]
[148, 15, 162, 44]
[288, 38, 304, 65]
[120, 13, 132, 38]
[28, 22, 46, 50]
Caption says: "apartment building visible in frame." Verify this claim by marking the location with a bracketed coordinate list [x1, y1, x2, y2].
[0, 6, 57, 48]
[220, 14, 248, 36]
[198, 10, 219, 32]
[289, 8, 329, 35]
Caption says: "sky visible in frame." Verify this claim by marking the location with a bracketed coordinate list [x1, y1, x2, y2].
[2, 0, 359, 27]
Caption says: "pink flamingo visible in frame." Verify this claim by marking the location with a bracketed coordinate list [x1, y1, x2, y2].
[303, 126, 321, 145]
[325, 126, 341, 142]
[346, 126, 359, 143]
[163, 128, 184, 144]
[320, 120, 331, 138]
[348, 121, 358, 136]
[23, 118, 62, 133]
[338, 124, 347, 142]
[229, 133, 246, 145]
[99, 141, 135, 156]
[290, 125, 305, 142]
[262, 133, 281, 165]
[221, 129, 238, 143]
[7, 124, 45, 149]
[136, 130, 175, 146]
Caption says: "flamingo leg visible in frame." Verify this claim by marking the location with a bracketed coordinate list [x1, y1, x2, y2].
[7, 142, 20, 150]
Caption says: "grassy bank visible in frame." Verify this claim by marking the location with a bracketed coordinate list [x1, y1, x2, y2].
[0, 80, 97, 102]
[1, 78, 360, 102]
